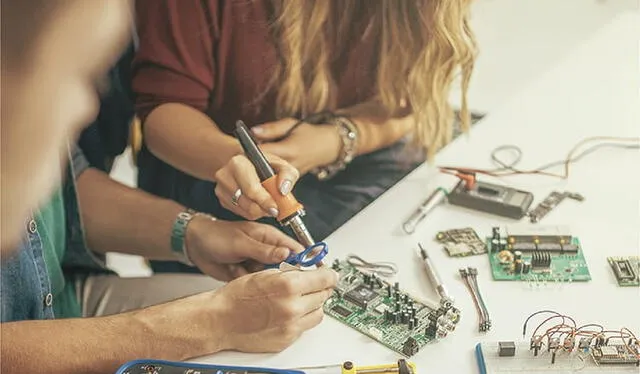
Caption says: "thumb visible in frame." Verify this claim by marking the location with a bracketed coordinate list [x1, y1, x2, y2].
[251, 118, 300, 141]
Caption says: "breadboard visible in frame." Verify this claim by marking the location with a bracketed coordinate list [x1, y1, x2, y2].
[476, 342, 639, 374]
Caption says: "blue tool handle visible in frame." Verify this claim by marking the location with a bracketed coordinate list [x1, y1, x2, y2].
[265, 242, 328, 269]
[116, 359, 306, 374]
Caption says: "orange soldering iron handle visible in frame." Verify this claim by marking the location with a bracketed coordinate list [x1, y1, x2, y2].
[261, 175, 304, 222]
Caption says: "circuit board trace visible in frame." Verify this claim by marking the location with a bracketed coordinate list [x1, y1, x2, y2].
[486, 226, 591, 282]
[436, 228, 487, 257]
[324, 260, 460, 357]
[607, 256, 639, 287]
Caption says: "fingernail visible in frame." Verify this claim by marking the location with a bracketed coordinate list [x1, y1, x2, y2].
[268, 207, 279, 217]
[275, 247, 290, 261]
[280, 179, 292, 195]
[252, 126, 264, 134]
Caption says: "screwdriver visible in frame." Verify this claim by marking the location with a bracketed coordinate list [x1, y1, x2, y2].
[234, 120, 317, 252]
[418, 243, 452, 304]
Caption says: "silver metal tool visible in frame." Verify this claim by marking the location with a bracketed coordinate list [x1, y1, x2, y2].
[402, 187, 448, 234]
[418, 243, 452, 304]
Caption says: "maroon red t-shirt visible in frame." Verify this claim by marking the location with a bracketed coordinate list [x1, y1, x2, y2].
[133, 0, 379, 133]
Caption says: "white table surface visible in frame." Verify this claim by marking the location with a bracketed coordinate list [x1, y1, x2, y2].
[197, 12, 640, 372]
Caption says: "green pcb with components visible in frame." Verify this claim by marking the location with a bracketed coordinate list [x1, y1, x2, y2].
[486, 237, 591, 282]
[607, 256, 640, 286]
[323, 260, 460, 357]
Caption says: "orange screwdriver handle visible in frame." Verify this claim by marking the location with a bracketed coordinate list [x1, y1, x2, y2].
[261, 175, 303, 222]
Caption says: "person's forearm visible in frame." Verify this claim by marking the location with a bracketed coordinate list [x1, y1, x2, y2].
[143, 103, 242, 181]
[0, 296, 221, 374]
[339, 100, 414, 156]
[76, 168, 185, 259]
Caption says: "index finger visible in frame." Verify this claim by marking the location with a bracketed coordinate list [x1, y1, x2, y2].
[268, 156, 300, 196]
[252, 224, 305, 254]
[229, 155, 279, 215]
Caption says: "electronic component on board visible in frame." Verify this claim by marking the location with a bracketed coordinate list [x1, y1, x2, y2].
[530, 335, 543, 356]
[403, 337, 419, 356]
[447, 180, 534, 219]
[579, 337, 593, 350]
[478, 312, 640, 372]
[435, 228, 487, 257]
[487, 226, 591, 282]
[592, 345, 640, 365]
[344, 285, 379, 309]
[498, 341, 516, 357]
[325, 260, 460, 357]
[531, 251, 551, 268]
[607, 256, 640, 287]
[528, 190, 584, 223]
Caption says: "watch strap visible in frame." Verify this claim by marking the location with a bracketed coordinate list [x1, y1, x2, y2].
[171, 209, 216, 266]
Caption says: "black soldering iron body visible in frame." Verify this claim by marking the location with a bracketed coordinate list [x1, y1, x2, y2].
[234, 121, 316, 249]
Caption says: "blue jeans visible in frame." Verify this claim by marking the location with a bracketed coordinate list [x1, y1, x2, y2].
[143, 140, 423, 273]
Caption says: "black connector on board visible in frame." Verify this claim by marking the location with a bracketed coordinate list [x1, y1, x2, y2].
[447, 180, 534, 219]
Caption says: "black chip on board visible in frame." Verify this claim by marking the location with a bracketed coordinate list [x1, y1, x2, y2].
[332, 305, 353, 318]
[344, 285, 379, 308]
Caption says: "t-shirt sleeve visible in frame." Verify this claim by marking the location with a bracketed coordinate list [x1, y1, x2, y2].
[132, 0, 219, 122]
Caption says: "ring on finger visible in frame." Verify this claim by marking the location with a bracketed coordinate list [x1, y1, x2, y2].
[231, 188, 242, 206]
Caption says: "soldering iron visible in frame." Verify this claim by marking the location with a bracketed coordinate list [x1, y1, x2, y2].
[235, 120, 325, 266]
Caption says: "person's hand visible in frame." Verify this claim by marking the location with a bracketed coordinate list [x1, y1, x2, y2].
[252, 118, 341, 175]
[211, 267, 338, 352]
[214, 153, 299, 220]
[186, 218, 304, 281]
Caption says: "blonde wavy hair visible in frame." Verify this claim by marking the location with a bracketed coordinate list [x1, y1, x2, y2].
[268, 0, 476, 158]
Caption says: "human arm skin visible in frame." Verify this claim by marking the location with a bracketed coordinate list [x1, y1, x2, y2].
[77, 167, 184, 260]
[76, 168, 300, 280]
[143, 102, 241, 182]
[0, 267, 337, 374]
[256, 100, 416, 174]
[0, 293, 221, 374]
[338, 99, 415, 156]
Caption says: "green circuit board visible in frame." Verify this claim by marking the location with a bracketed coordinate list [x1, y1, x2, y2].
[487, 236, 591, 282]
[323, 260, 460, 357]
[608, 256, 640, 286]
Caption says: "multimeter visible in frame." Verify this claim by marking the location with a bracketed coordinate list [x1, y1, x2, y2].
[447, 180, 534, 219]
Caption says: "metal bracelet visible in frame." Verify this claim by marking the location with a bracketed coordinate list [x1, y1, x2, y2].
[312, 115, 359, 180]
[171, 209, 216, 266]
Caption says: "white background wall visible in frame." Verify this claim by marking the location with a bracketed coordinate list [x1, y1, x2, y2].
[107, 0, 639, 276]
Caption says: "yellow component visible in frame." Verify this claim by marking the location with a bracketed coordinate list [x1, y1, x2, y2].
[301, 360, 417, 374]
[508, 237, 515, 244]
[339, 360, 417, 374]
[559, 239, 566, 245]
[498, 250, 514, 264]
[533, 238, 539, 244]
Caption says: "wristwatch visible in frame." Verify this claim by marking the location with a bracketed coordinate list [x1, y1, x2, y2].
[171, 208, 216, 266]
